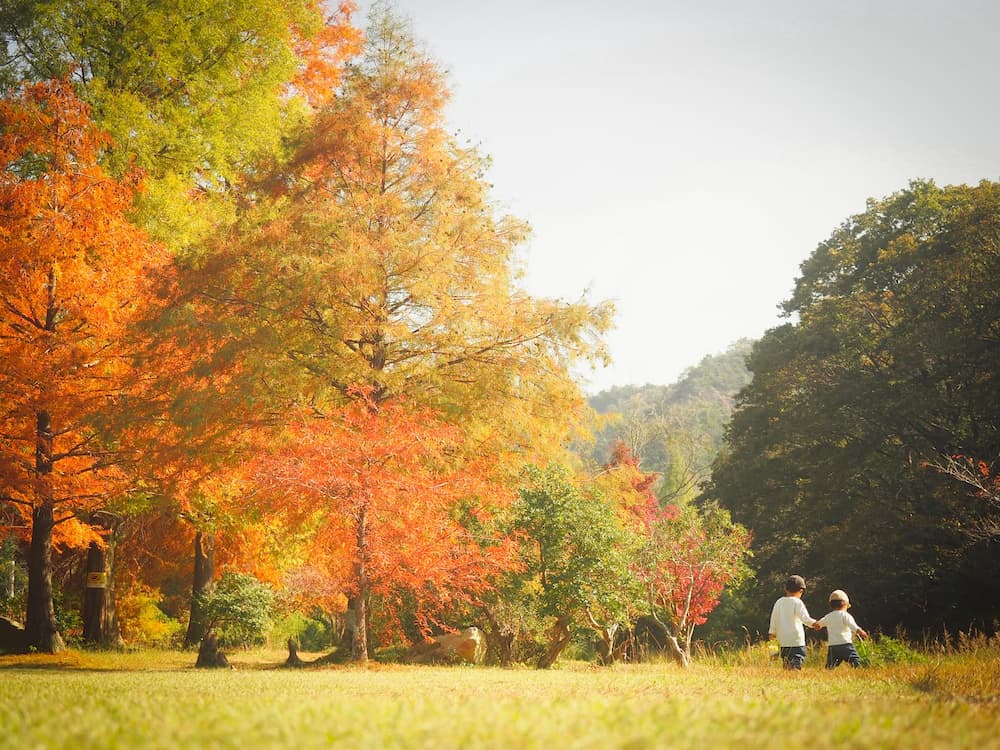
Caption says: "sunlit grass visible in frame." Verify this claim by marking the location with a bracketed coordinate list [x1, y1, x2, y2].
[1, 645, 997, 749]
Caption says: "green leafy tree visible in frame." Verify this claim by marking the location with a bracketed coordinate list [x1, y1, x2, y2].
[514, 464, 642, 668]
[709, 180, 1000, 634]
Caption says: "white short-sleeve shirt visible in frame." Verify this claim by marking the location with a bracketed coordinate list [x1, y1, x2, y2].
[818, 609, 861, 646]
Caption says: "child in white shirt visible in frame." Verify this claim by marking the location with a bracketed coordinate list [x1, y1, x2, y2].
[768, 574, 817, 669]
[815, 589, 868, 668]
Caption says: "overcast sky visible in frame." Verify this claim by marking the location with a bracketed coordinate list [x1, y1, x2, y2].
[355, 0, 1000, 393]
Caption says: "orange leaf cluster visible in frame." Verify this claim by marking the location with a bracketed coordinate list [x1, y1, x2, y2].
[292, 1, 363, 108]
[254, 397, 517, 634]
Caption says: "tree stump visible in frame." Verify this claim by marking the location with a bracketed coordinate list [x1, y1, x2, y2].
[195, 632, 230, 669]
[285, 637, 305, 667]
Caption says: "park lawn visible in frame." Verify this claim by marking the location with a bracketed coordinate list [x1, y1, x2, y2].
[0, 648, 997, 749]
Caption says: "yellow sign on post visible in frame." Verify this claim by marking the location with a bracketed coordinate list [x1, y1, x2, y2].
[86, 572, 108, 589]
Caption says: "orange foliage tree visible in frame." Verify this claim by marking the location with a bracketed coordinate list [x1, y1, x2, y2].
[255, 397, 517, 662]
[0, 80, 166, 652]
[197, 5, 611, 449]
[111, 6, 362, 646]
[169, 6, 608, 658]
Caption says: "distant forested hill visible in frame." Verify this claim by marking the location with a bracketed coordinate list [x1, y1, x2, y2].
[587, 339, 753, 501]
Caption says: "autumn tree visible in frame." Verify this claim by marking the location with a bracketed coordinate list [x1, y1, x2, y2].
[171, 4, 611, 657]
[0, 0, 360, 251]
[0, 80, 166, 652]
[635, 503, 750, 665]
[198, 4, 611, 440]
[255, 397, 517, 662]
[1, 1, 363, 649]
[589, 441, 750, 666]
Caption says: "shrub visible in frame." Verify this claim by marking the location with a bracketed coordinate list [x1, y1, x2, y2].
[117, 586, 184, 648]
[857, 635, 926, 667]
[270, 611, 334, 652]
[198, 572, 275, 648]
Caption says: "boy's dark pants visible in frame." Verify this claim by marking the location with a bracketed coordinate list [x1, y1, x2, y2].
[826, 643, 861, 668]
[780, 646, 806, 669]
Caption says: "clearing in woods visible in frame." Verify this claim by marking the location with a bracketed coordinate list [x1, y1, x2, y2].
[0, 644, 997, 749]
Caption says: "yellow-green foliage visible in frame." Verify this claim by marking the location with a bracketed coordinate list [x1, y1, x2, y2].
[1, 645, 998, 749]
[116, 588, 184, 649]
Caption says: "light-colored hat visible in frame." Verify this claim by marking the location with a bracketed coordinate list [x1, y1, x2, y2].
[829, 589, 850, 607]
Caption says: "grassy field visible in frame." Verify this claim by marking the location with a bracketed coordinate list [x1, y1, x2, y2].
[1, 643, 997, 749]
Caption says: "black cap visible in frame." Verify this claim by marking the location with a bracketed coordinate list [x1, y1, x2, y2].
[785, 575, 806, 592]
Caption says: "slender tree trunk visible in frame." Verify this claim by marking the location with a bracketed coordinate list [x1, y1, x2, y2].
[495, 631, 515, 668]
[594, 622, 619, 665]
[647, 591, 691, 667]
[683, 625, 695, 663]
[25, 410, 65, 653]
[184, 529, 215, 647]
[351, 505, 369, 662]
[537, 614, 571, 669]
[664, 632, 691, 667]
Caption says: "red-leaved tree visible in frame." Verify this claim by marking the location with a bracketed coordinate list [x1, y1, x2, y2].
[254, 396, 517, 662]
[636, 502, 750, 666]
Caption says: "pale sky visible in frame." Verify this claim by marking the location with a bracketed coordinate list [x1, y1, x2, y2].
[355, 0, 1000, 393]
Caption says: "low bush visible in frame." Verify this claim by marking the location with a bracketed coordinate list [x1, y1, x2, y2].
[856, 635, 926, 667]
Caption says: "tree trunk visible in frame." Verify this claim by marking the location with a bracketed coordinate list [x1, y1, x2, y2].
[594, 622, 619, 665]
[82, 539, 107, 643]
[483, 608, 515, 668]
[195, 630, 230, 668]
[82, 514, 123, 649]
[683, 625, 695, 664]
[495, 631, 515, 668]
[350, 505, 370, 662]
[103, 530, 122, 647]
[83, 528, 124, 648]
[285, 636, 305, 667]
[184, 529, 215, 648]
[537, 615, 571, 669]
[664, 632, 691, 667]
[25, 410, 64, 654]
[649, 594, 691, 667]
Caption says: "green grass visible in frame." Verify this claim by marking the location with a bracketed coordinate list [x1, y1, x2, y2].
[1, 646, 998, 749]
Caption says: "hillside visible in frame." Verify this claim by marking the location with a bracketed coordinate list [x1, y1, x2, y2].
[587, 339, 753, 501]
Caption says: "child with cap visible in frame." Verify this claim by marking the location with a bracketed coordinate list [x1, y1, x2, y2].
[768, 574, 817, 669]
[815, 589, 868, 668]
